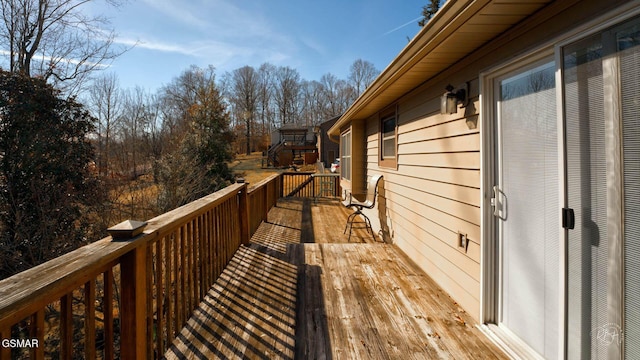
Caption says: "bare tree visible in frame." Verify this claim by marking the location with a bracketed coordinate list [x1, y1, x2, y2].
[0, 0, 126, 93]
[299, 80, 325, 126]
[117, 86, 151, 179]
[320, 73, 354, 119]
[348, 59, 378, 97]
[273, 66, 301, 126]
[257, 63, 275, 136]
[156, 65, 233, 210]
[88, 72, 121, 177]
[228, 65, 259, 155]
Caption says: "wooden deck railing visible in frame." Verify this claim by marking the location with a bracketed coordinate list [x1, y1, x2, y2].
[246, 173, 282, 237]
[281, 171, 340, 198]
[0, 172, 339, 359]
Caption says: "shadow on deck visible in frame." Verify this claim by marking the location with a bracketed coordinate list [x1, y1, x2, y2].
[165, 198, 506, 359]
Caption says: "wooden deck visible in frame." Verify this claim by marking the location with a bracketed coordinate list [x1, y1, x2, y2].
[164, 198, 506, 359]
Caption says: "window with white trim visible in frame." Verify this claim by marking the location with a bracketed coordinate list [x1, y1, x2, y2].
[379, 106, 397, 168]
[340, 130, 351, 181]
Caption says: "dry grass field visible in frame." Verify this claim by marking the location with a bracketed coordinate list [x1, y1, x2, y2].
[229, 152, 281, 184]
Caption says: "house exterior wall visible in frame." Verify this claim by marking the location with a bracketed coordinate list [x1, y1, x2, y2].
[364, 89, 482, 320]
[360, 0, 629, 322]
[319, 117, 340, 167]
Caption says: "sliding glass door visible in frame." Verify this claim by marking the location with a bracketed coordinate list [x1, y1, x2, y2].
[564, 17, 640, 359]
[494, 60, 560, 359]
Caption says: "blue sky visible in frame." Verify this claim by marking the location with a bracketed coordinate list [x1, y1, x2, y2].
[88, 0, 426, 92]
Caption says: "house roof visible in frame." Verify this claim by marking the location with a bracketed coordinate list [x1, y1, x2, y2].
[328, 0, 554, 138]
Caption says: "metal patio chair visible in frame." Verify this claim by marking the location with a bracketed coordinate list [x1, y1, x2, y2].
[342, 174, 383, 242]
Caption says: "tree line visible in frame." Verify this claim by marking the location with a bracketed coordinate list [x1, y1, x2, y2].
[0, 0, 379, 279]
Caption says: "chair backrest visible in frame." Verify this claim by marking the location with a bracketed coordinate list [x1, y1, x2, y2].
[364, 174, 383, 206]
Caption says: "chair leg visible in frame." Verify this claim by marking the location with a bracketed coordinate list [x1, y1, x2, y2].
[344, 211, 358, 234]
[362, 214, 375, 242]
[344, 207, 376, 242]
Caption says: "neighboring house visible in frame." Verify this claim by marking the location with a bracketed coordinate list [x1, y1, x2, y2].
[266, 124, 318, 167]
[328, 1, 639, 359]
[318, 116, 340, 168]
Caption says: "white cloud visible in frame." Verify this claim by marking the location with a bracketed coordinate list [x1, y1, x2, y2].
[0, 50, 110, 68]
[382, 16, 423, 36]
[116, 1, 296, 67]
[139, 0, 210, 29]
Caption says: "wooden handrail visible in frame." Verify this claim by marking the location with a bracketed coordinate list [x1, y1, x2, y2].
[0, 174, 301, 359]
[247, 173, 281, 237]
[0, 183, 245, 326]
[0, 181, 270, 359]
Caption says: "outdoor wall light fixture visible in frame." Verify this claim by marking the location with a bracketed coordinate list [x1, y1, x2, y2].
[440, 84, 467, 115]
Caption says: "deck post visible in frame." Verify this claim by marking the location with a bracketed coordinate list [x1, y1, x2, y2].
[120, 244, 148, 360]
[263, 184, 269, 222]
[238, 184, 250, 245]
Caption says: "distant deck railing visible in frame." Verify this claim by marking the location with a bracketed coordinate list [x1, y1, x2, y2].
[0, 172, 340, 359]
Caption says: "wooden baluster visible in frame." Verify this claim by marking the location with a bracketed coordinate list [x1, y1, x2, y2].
[220, 203, 226, 271]
[263, 185, 269, 224]
[104, 269, 114, 360]
[190, 219, 196, 310]
[215, 205, 221, 279]
[184, 223, 192, 319]
[204, 211, 211, 288]
[211, 208, 217, 279]
[191, 219, 198, 311]
[222, 201, 228, 263]
[165, 235, 174, 345]
[212, 207, 219, 281]
[239, 184, 250, 246]
[226, 200, 232, 261]
[179, 225, 187, 328]
[198, 214, 205, 300]
[155, 239, 164, 355]
[146, 245, 154, 360]
[29, 309, 45, 360]
[84, 280, 96, 359]
[60, 293, 73, 359]
[120, 246, 147, 360]
[174, 228, 182, 336]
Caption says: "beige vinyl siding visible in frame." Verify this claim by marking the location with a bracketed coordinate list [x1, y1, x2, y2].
[337, 0, 630, 327]
[364, 91, 482, 319]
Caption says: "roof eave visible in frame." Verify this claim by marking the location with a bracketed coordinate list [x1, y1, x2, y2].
[328, 0, 555, 137]
[328, 0, 476, 137]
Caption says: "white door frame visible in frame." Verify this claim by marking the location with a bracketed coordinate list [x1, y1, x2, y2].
[479, 48, 562, 360]
[479, 4, 640, 359]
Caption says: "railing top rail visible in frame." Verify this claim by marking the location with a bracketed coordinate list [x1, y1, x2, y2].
[247, 173, 281, 194]
[145, 183, 245, 238]
[281, 171, 315, 175]
[0, 234, 138, 327]
[0, 182, 247, 327]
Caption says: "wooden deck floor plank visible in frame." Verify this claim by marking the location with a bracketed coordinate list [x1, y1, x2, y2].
[320, 243, 394, 360]
[348, 244, 446, 359]
[311, 199, 376, 243]
[251, 245, 297, 359]
[320, 246, 369, 359]
[379, 247, 508, 359]
[219, 247, 296, 359]
[338, 244, 395, 360]
[165, 198, 506, 359]
[295, 243, 330, 360]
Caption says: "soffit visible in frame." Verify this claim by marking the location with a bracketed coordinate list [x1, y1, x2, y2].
[329, 0, 555, 137]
